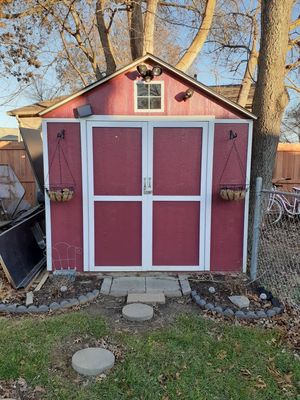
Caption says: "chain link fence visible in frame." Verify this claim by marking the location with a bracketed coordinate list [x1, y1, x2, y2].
[251, 178, 300, 307]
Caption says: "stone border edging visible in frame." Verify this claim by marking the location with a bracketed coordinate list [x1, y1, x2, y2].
[191, 290, 284, 319]
[0, 289, 100, 315]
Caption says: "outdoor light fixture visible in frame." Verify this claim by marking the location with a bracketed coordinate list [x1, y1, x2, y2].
[183, 88, 194, 101]
[136, 64, 163, 82]
[74, 104, 93, 118]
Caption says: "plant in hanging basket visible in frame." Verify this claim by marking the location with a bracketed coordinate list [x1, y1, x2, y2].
[219, 184, 248, 201]
[46, 185, 75, 202]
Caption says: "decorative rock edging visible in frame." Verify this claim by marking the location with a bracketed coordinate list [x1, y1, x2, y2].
[191, 290, 284, 319]
[0, 289, 100, 315]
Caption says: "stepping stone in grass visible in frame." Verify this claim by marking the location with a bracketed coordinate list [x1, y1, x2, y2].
[122, 303, 154, 321]
[72, 348, 115, 376]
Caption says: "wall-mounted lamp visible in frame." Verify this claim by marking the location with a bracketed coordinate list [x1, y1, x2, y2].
[136, 64, 163, 82]
[74, 104, 93, 118]
[183, 88, 194, 101]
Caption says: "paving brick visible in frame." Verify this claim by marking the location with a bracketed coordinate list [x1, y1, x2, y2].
[146, 277, 180, 296]
[164, 290, 182, 298]
[111, 277, 146, 294]
[178, 277, 192, 296]
[26, 292, 34, 306]
[100, 277, 112, 295]
[127, 293, 165, 304]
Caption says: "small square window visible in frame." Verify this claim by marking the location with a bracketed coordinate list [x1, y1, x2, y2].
[135, 82, 163, 111]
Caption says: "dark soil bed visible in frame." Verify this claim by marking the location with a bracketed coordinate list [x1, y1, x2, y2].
[189, 274, 275, 311]
[0, 269, 103, 306]
[30, 274, 103, 306]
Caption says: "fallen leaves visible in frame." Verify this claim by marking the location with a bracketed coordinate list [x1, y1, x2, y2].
[217, 350, 227, 360]
[0, 378, 46, 400]
[254, 375, 267, 389]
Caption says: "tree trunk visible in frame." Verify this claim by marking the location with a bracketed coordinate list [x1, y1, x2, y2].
[251, 0, 293, 187]
[95, 0, 117, 76]
[143, 0, 158, 54]
[248, 0, 294, 254]
[175, 0, 216, 72]
[129, 0, 144, 60]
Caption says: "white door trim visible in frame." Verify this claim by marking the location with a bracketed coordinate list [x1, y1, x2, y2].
[42, 120, 52, 271]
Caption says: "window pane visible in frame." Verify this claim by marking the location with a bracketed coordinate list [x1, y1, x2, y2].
[137, 83, 148, 96]
[150, 97, 161, 109]
[137, 97, 149, 109]
[150, 84, 161, 96]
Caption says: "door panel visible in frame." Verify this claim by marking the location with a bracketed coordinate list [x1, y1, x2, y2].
[153, 201, 200, 265]
[93, 127, 142, 195]
[151, 126, 203, 267]
[153, 127, 202, 195]
[94, 202, 142, 266]
[90, 124, 145, 269]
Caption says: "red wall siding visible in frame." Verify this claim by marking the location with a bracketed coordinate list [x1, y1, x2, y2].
[210, 123, 249, 272]
[43, 66, 244, 119]
[47, 122, 83, 271]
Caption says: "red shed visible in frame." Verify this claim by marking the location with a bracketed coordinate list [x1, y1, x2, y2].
[41, 54, 255, 274]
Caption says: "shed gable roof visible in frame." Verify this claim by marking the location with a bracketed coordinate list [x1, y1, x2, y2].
[10, 54, 257, 119]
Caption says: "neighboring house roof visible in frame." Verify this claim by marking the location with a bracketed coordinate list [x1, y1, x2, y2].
[7, 96, 69, 118]
[0, 127, 19, 141]
[210, 84, 255, 111]
[8, 54, 256, 119]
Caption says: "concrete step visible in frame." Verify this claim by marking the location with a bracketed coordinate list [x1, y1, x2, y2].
[127, 292, 166, 305]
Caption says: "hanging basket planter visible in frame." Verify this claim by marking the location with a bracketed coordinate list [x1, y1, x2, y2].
[46, 185, 75, 202]
[219, 184, 248, 201]
[219, 130, 248, 202]
[45, 129, 76, 203]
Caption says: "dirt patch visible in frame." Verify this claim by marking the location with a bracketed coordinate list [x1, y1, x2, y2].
[189, 274, 275, 311]
[0, 268, 24, 304]
[0, 271, 103, 306]
[86, 294, 196, 333]
[50, 332, 126, 385]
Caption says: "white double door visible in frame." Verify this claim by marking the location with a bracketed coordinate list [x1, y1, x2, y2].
[86, 120, 210, 271]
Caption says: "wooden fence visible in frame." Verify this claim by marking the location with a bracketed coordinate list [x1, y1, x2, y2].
[0, 141, 36, 206]
[0, 140, 298, 206]
[273, 143, 300, 190]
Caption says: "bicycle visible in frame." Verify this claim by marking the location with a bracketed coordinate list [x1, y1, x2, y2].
[266, 178, 300, 224]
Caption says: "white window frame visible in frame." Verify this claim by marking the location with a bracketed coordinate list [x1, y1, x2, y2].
[134, 81, 165, 113]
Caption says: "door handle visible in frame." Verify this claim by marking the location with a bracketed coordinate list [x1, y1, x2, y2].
[143, 177, 152, 194]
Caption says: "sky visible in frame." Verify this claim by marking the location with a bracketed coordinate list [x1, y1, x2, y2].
[0, 1, 299, 130]
[0, 57, 224, 128]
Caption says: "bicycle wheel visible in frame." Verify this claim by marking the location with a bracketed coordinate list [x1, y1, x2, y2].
[266, 198, 283, 224]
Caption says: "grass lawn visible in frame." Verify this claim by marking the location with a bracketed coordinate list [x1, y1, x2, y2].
[0, 312, 299, 400]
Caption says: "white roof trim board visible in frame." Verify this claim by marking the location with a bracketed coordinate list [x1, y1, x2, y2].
[39, 54, 257, 119]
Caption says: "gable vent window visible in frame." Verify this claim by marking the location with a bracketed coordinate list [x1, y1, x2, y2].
[135, 82, 164, 112]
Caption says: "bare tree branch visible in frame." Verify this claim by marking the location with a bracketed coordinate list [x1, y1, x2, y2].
[144, 0, 159, 54]
[290, 17, 300, 31]
[176, 0, 216, 72]
[95, 0, 117, 75]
